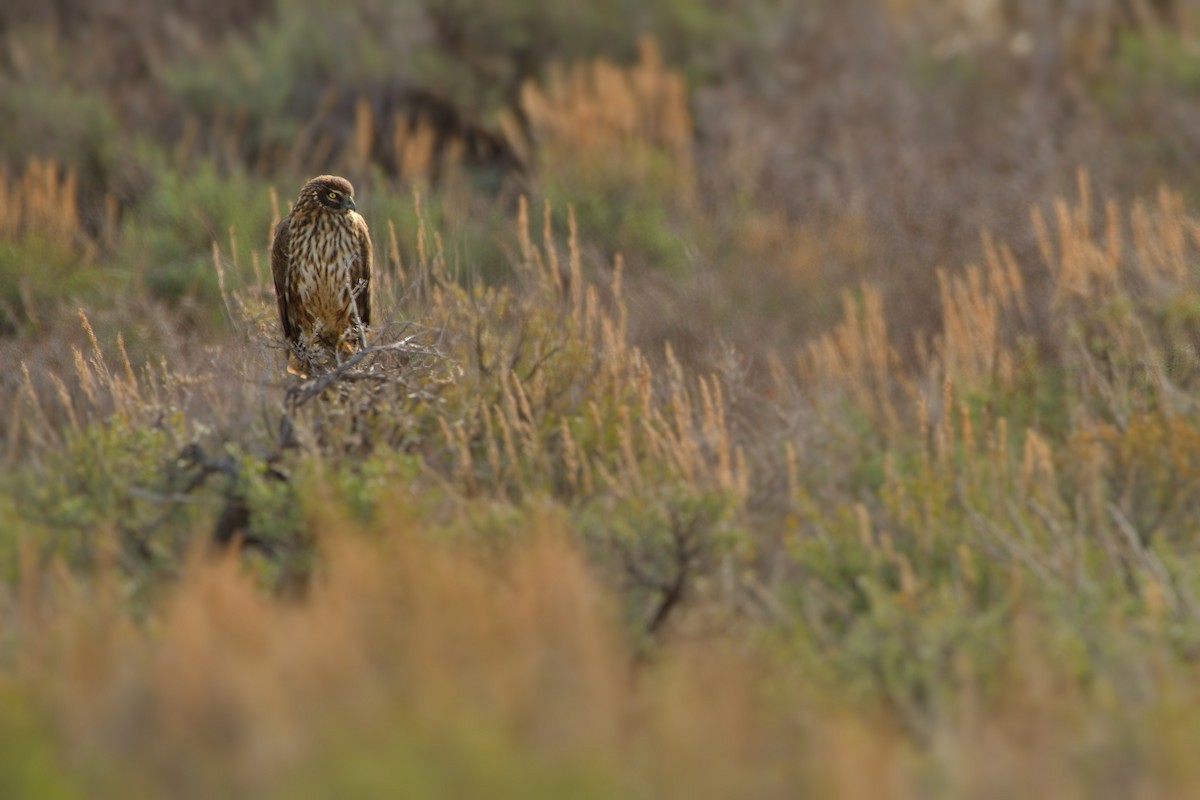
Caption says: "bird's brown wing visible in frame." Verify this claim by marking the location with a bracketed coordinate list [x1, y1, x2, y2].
[352, 214, 373, 329]
[270, 216, 297, 345]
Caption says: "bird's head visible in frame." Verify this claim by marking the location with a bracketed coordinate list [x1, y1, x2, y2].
[302, 175, 358, 213]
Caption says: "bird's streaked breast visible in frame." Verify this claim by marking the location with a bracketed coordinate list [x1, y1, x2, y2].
[285, 211, 363, 343]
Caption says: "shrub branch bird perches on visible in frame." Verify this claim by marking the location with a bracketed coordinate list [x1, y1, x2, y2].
[271, 175, 373, 376]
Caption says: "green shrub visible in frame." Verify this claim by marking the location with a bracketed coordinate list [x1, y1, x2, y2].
[0, 82, 119, 202]
[117, 162, 274, 320]
[0, 233, 101, 334]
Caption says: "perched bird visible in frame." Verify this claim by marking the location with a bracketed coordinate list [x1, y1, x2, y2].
[271, 175, 373, 375]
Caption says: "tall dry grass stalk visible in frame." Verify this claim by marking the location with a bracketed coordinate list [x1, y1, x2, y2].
[1034, 172, 1200, 302]
[799, 284, 904, 433]
[0, 159, 86, 245]
[417, 195, 749, 509]
[516, 37, 694, 192]
[521, 37, 691, 153]
[7, 309, 151, 460]
[800, 172, 1200, 437]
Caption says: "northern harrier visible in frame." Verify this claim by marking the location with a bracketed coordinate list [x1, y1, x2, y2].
[271, 175, 373, 375]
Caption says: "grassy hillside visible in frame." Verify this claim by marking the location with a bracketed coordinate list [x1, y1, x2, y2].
[4, 1, 1200, 796]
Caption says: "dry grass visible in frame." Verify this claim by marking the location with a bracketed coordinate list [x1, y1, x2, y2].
[517, 37, 693, 177]
[5, 166, 1200, 795]
[3, 501, 929, 799]
[7, 6, 1200, 795]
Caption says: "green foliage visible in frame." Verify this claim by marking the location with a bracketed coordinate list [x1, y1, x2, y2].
[235, 447, 304, 543]
[0, 82, 119, 191]
[360, 181, 512, 285]
[284, 720, 616, 800]
[1089, 30, 1200, 185]
[165, 4, 396, 161]
[0, 685, 82, 800]
[0, 233, 102, 334]
[328, 452, 422, 524]
[409, 0, 751, 114]
[117, 162, 273, 315]
[994, 340, 1072, 435]
[580, 484, 745, 639]
[9, 413, 192, 572]
[541, 159, 694, 273]
[1115, 30, 1200, 92]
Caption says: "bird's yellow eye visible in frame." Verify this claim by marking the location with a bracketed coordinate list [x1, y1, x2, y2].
[327, 191, 339, 201]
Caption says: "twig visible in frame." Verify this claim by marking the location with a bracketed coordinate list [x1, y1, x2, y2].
[285, 335, 444, 407]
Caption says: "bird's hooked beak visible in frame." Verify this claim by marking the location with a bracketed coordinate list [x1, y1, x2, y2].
[343, 195, 357, 211]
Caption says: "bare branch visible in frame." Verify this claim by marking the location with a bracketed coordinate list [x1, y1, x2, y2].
[285, 334, 447, 408]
